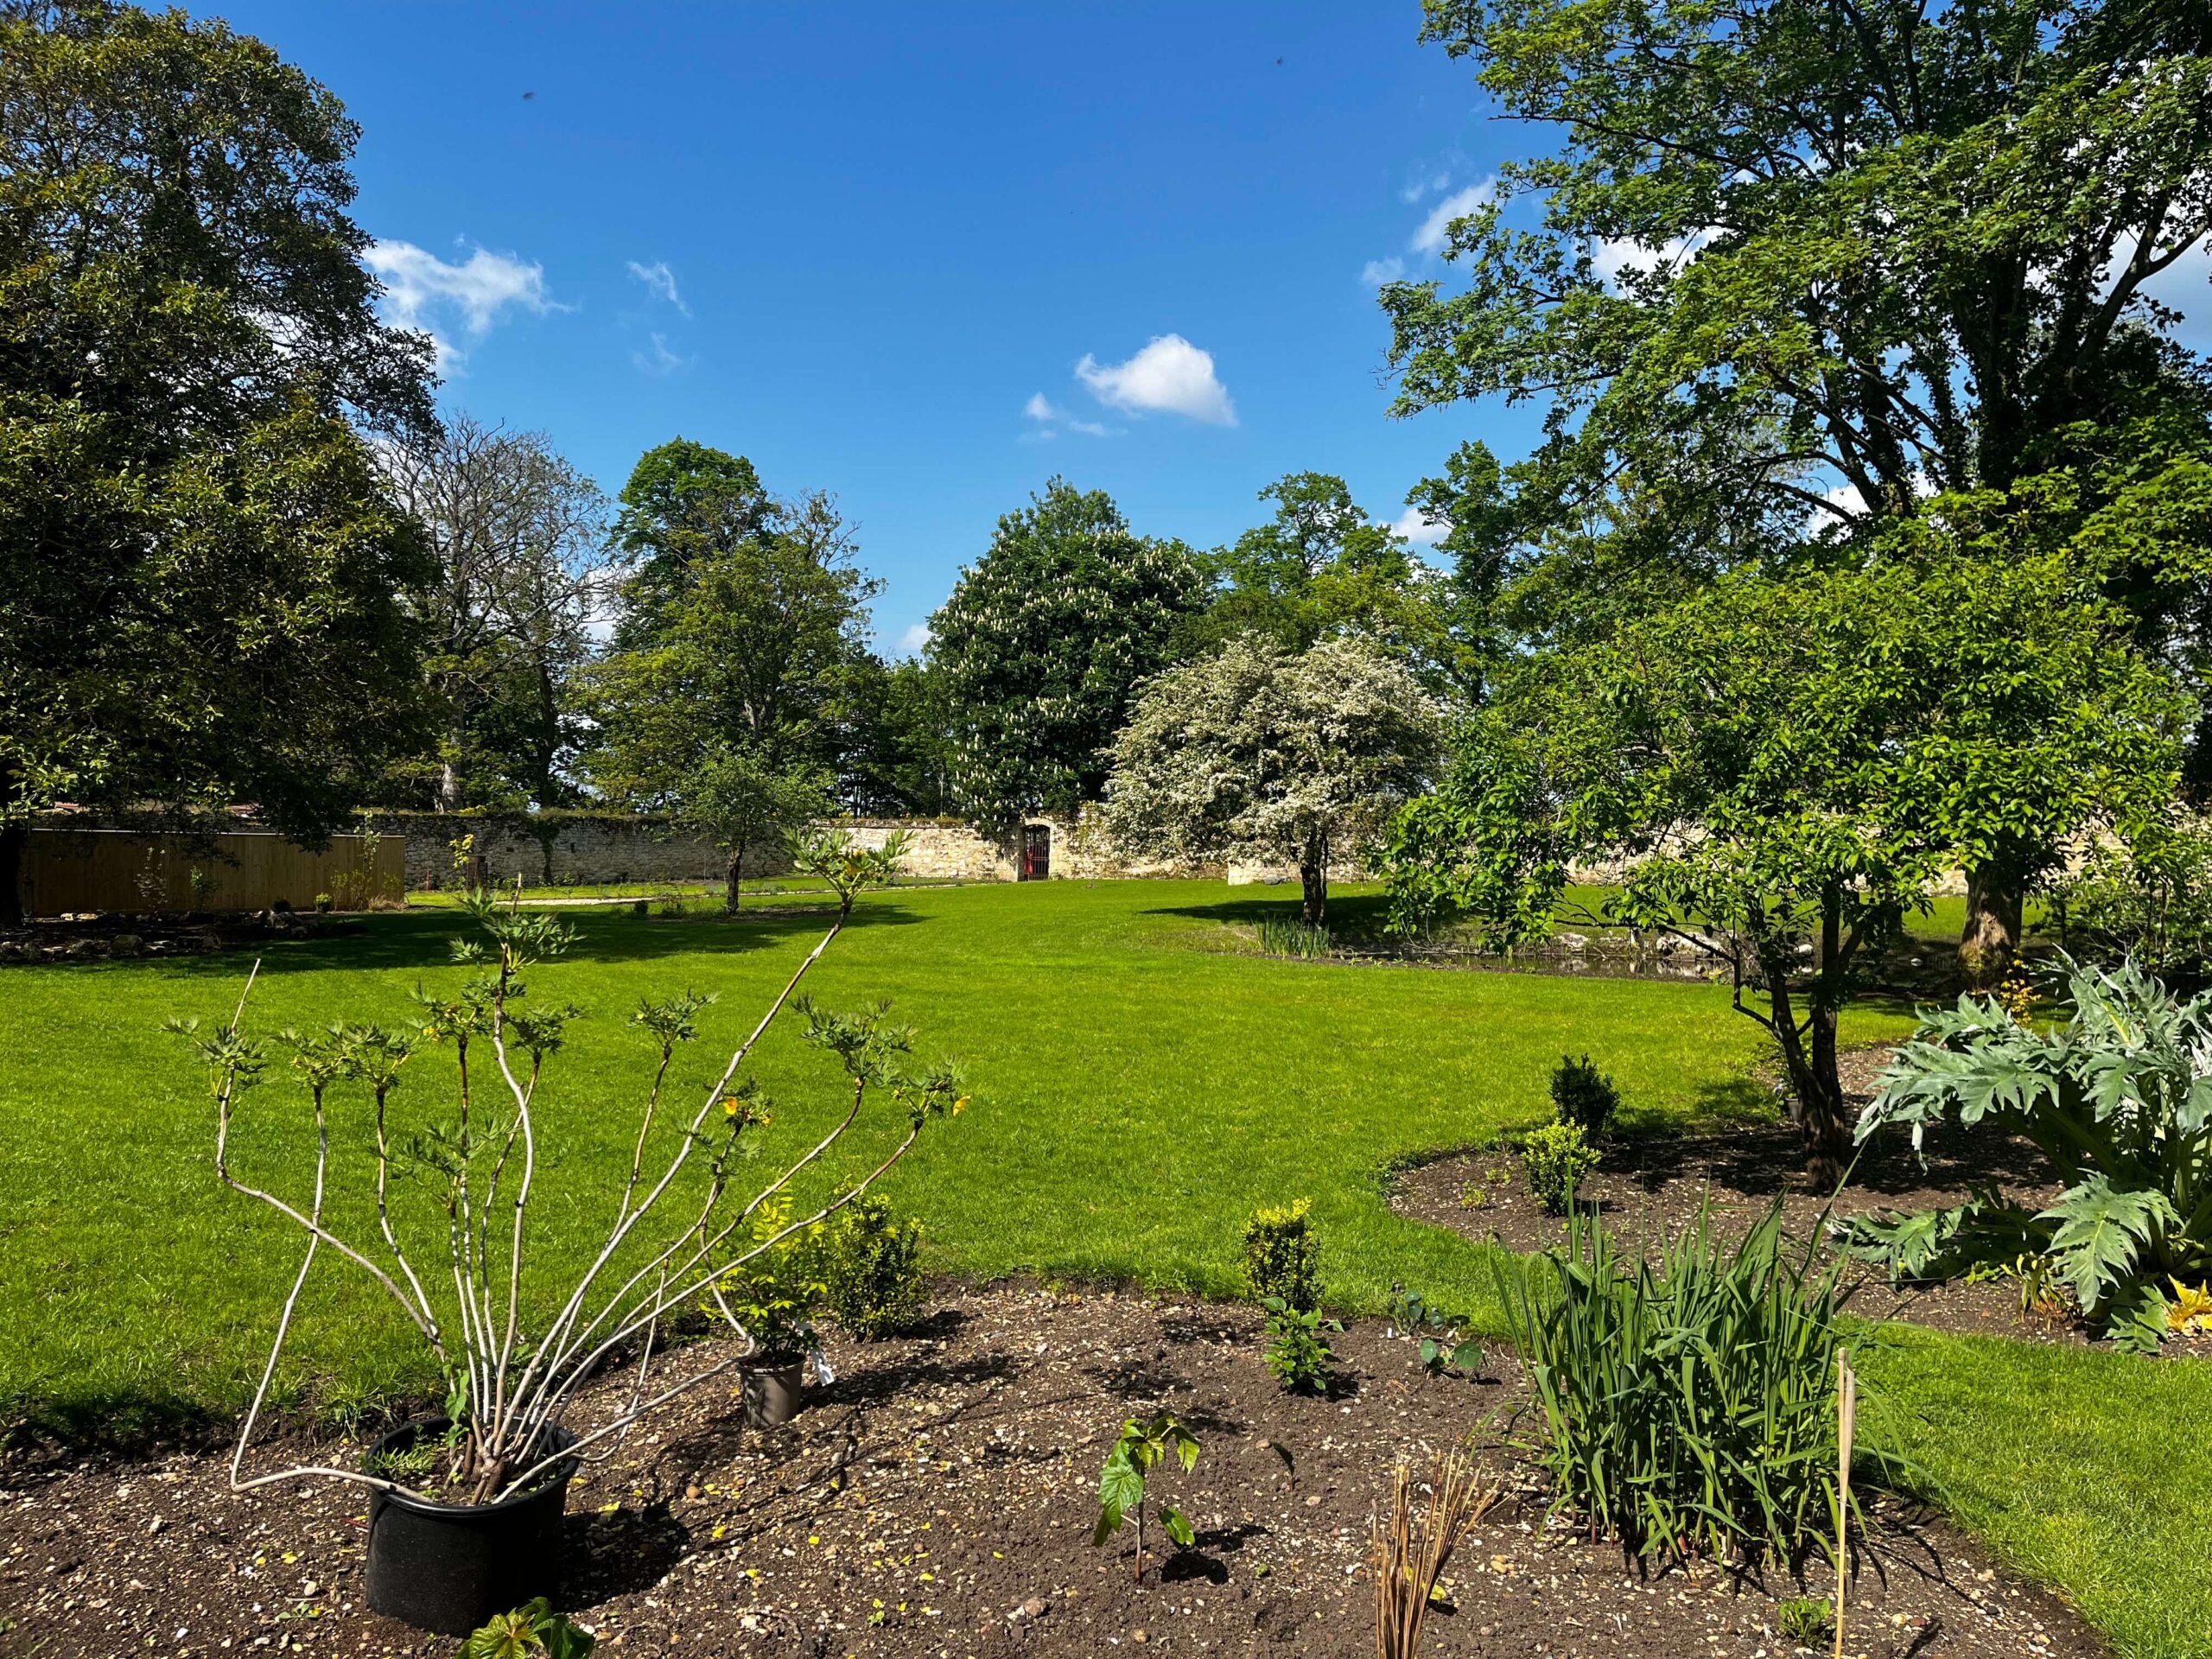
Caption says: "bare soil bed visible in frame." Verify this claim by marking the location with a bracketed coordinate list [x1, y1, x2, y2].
[0, 1287, 2101, 1658]
[1396, 1043, 2212, 1351]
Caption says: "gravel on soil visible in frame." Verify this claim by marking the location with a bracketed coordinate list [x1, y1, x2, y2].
[0, 1286, 2104, 1658]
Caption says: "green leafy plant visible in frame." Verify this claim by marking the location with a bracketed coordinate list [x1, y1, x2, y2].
[1496, 1198, 1857, 1565]
[815, 1189, 927, 1339]
[709, 1192, 825, 1365]
[312, 892, 333, 914]
[1260, 1295, 1339, 1394]
[459, 1597, 595, 1659]
[2054, 825, 2212, 985]
[1389, 1286, 1484, 1375]
[1257, 917, 1333, 960]
[1522, 1121, 1599, 1215]
[1550, 1053, 1620, 1139]
[1849, 956, 2212, 1347]
[1775, 1596, 1833, 1644]
[1241, 1198, 1321, 1312]
[1093, 1411, 1202, 1581]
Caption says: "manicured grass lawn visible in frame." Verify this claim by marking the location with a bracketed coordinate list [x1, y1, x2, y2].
[0, 880, 2200, 1654]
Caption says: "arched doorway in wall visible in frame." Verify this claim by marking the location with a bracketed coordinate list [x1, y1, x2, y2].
[1020, 823, 1051, 880]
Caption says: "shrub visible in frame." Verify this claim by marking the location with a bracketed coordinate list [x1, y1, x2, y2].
[1848, 956, 2212, 1347]
[1549, 1053, 1620, 1139]
[709, 1192, 826, 1363]
[1260, 1296, 1339, 1394]
[172, 830, 967, 1508]
[2052, 824, 2212, 983]
[1242, 1199, 1321, 1311]
[1776, 1597, 1834, 1644]
[1496, 1198, 1855, 1565]
[816, 1190, 927, 1339]
[1522, 1122, 1599, 1215]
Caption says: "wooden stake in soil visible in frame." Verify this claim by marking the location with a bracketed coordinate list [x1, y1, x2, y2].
[1372, 1452, 1496, 1659]
[1835, 1350, 1857, 1659]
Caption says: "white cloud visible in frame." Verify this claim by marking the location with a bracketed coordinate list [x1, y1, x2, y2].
[631, 331, 689, 375]
[897, 622, 932, 655]
[1392, 507, 1448, 546]
[1589, 234, 1700, 288]
[366, 242, 555, 355]
[1065, 418, 1112, 436]
[626, 259, 690, 316]
[1074, 334, 1236, 425]
[1024, 391, 1062, 422]
[1411, 183, 1495, 256]
[1361, 257, 1406, 287]
[1400, 171, 1452, 205]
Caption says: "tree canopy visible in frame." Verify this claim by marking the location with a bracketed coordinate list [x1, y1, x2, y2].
[1387, 549, 2187, 1173]
[1382, 0, 2212, 967]
[585, 439, 874, 907]
[930, 479, 1205, 834]
[0, 0, 439, 921]
[1106, 634, 1446, 925]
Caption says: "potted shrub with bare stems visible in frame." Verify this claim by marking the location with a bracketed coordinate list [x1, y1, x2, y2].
[171, 830, 964, 1635]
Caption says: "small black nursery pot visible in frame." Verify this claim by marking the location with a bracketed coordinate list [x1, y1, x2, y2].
[363, 1418, 581, 1635]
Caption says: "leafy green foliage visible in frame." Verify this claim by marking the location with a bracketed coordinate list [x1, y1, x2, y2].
[1521, 1122, 1599, 1216]
[0, 2, 443, 922]
[2054, 823, 2212, 985]
[1549, 1054, 1619, 1140]
[814, 1190, 927, 1341]
[1241, 1200, 1321, 1313]
[458, 1598, 595, 1659]
[1388, 555, 2186, 1173]
[1186, 472, 1459, 687]
[1093, 1411, 1201, 1580]
[1854, 957, 2212, 1345]
[1259, 1296, 1339, 1395]
[584, 441, 877, 904]
[1389, 1286, 1484, 1376]
[930, 479, 1205, 832]
[1775, 1598, 1833, 1645]
[708, 1194, 823, 1363]
[1497, 1200, 1855, 1565]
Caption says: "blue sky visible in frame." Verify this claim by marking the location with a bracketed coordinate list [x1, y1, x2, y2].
[195, 1, 1534, 654]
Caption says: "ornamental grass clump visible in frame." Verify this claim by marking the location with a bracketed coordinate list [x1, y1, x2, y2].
[173, 830, 966, 1507]
[1497, 1198, 1855, 1565]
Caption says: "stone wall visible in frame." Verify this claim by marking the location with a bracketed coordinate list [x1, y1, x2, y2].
[361, 811, 787, 891]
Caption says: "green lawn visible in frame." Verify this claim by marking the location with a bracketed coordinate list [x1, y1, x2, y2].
[0, 880, 2200, 1654]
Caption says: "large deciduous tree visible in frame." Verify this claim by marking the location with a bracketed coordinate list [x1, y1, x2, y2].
[585, 439, 874, 909]
[0, 0, 440, 923]
[1190, 473, 1457, 682]
[1383, 0, 2212, 976]
[1104, 635, 1447, 925]
[930, 480, 1205, 834]
[1387, 550, 2187, 1179]
[378, 413, 611, 811]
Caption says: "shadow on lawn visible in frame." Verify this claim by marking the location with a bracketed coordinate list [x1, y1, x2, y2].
[132, 899, 928, 978]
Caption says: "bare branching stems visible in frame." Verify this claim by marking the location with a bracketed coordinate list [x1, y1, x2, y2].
[191, 833, 951, 1507]
[1371, 1452, 1497, 1659]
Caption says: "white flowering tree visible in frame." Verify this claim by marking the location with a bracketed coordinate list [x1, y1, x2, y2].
[1103, 635, 1447, 925]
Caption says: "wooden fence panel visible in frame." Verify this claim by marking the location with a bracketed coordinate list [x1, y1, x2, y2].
[23, 830, 407, 917]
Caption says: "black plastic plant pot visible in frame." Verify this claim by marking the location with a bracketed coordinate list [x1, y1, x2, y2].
[363, 1418, 581, 1635]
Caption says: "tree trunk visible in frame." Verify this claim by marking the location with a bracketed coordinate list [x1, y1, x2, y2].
[438, 757, 463, 815]
[1960, 861, 2024, 988]
[0, 821, 25, 928]
[1298, 834, 1329, 927]
[725, 844, 746, 914]
[1758, 938, 1851, 1187]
